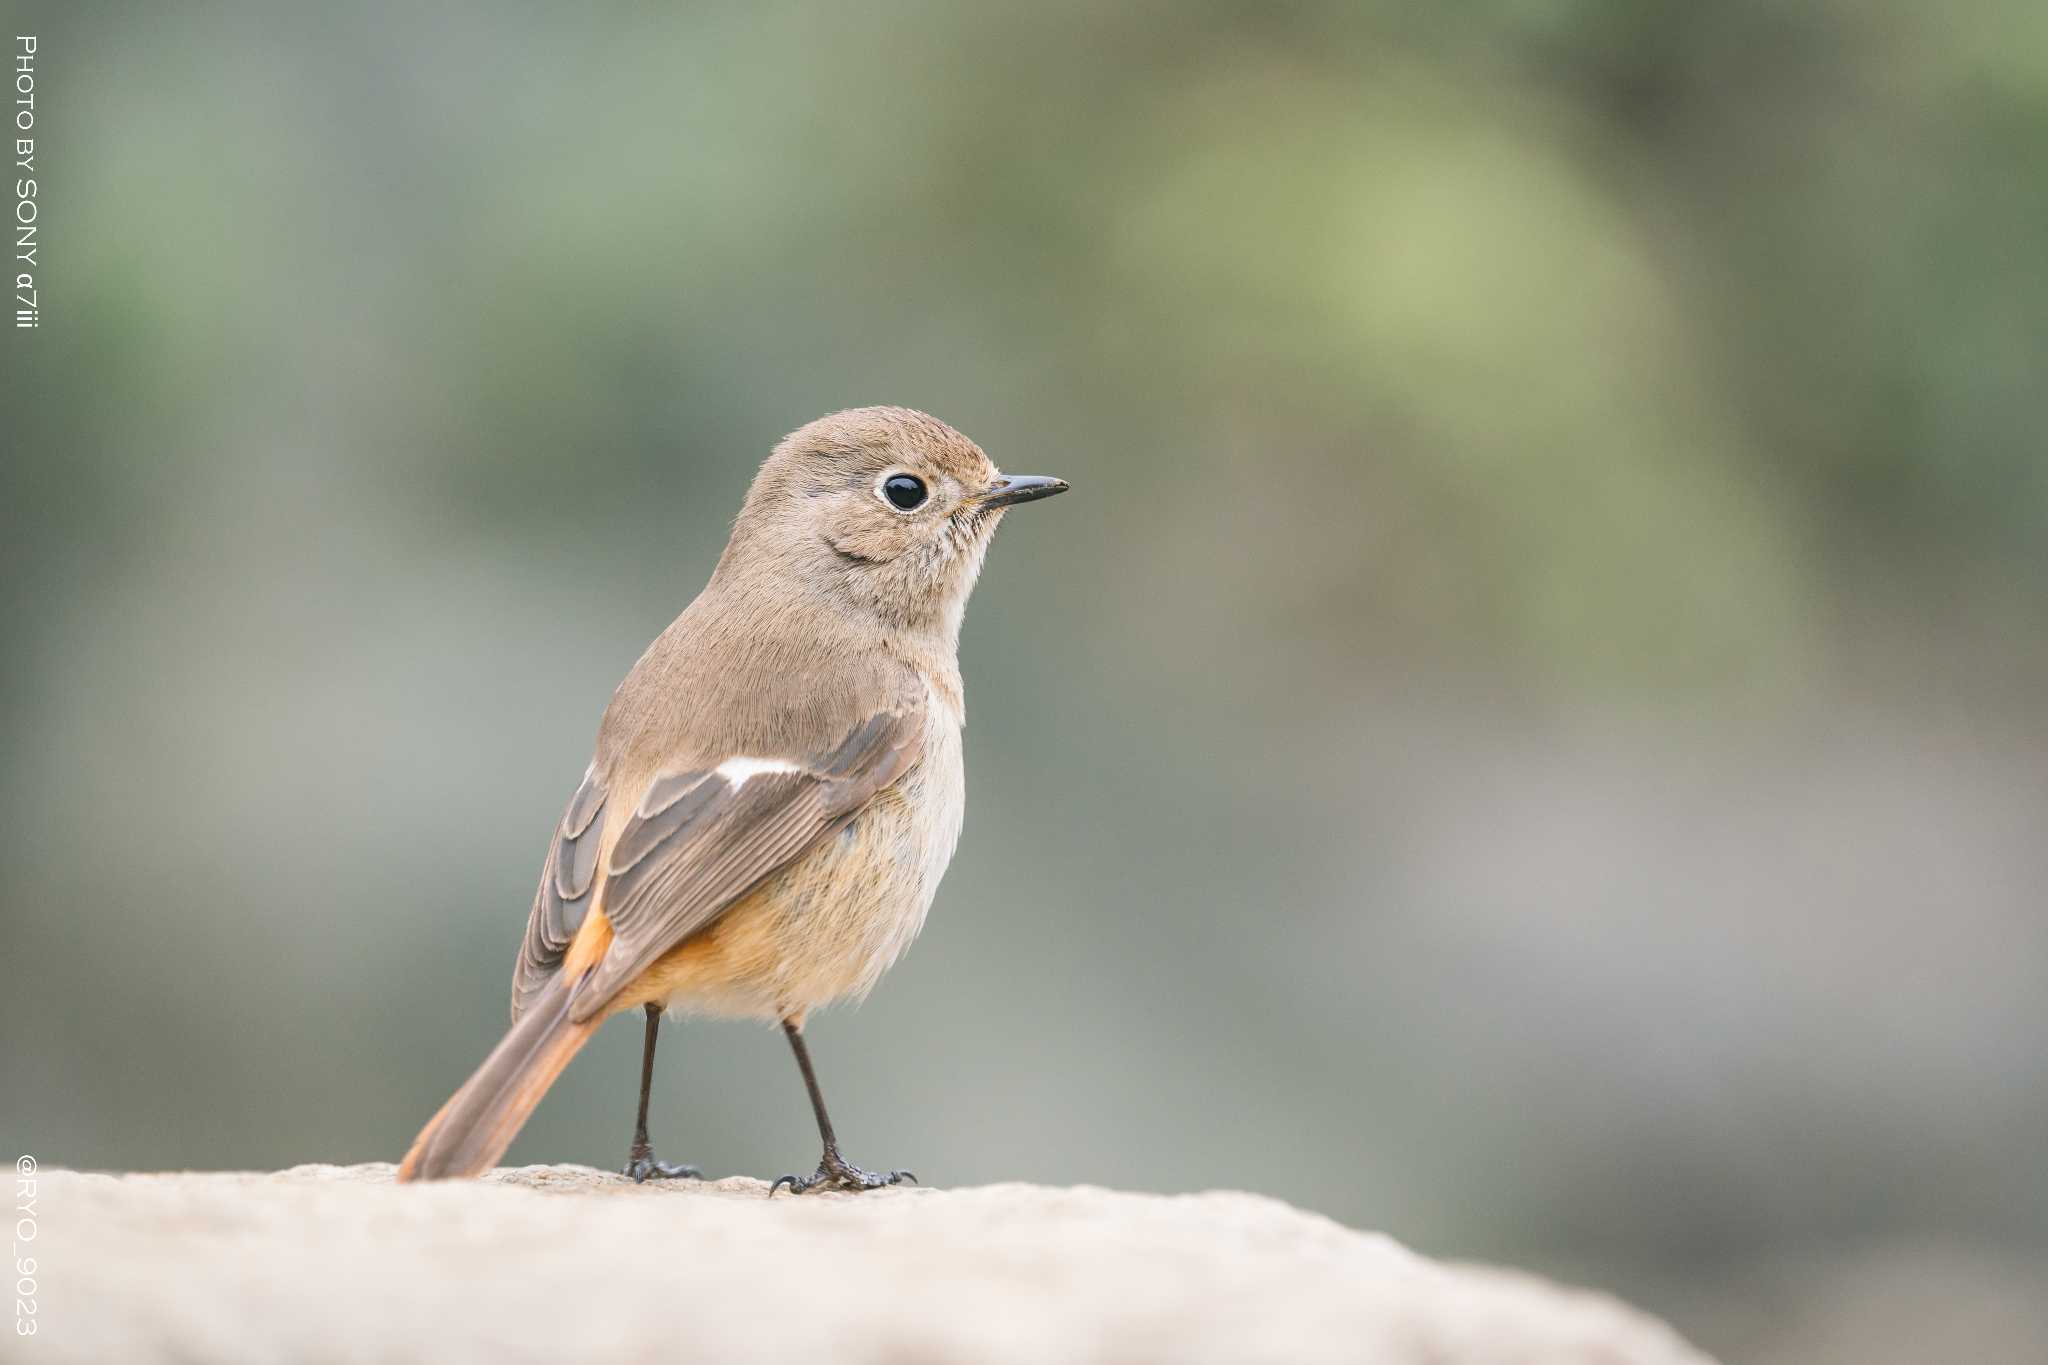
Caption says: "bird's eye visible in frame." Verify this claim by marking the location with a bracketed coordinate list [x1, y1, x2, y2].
[881, 474, 928, 511]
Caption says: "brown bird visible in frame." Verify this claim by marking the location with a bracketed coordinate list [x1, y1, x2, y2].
[397, 407, 1067, 1190]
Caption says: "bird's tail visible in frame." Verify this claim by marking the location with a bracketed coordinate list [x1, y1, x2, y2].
[397, 965, 604, 1182]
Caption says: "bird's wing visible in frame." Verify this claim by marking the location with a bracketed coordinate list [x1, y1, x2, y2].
[553, 705, 925, 1023]
[511, 765, 610, 1021]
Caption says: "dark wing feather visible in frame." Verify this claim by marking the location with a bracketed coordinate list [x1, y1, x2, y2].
[568, 707, 923, 1022]
[510, 766, 608, 1021]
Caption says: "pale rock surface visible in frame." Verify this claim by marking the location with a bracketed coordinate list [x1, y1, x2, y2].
[22, 1164, 1713, 1364]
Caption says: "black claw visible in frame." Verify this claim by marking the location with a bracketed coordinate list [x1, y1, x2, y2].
[768, 1156, 919, 1196]
[623, 1151, 702, 1183]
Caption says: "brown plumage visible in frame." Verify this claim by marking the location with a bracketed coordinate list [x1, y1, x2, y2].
[398, 407, 1067, 1188]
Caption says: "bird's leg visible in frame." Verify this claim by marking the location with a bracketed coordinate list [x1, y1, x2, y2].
[622, 1003, 700, 1182]
[769, 1019, 917, 1195]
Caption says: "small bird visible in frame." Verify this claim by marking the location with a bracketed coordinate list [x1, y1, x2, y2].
[397, 407, 1067, 1190]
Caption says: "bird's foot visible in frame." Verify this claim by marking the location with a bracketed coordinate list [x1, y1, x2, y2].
[768, 1151, 916, 1196]
[622, 1144, 702, 1183]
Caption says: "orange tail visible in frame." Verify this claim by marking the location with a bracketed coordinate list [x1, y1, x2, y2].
[397, 967, 602, 1182]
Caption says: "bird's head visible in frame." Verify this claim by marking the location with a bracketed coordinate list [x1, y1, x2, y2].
[720, 406, 1067, 638]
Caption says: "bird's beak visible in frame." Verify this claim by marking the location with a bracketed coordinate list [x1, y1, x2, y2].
[979, 474, 1070, 509]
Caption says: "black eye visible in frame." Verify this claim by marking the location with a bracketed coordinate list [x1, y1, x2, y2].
[882, 474, 928, 510]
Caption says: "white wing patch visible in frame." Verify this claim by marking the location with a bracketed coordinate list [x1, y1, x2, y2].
[715, 756, 803, 789]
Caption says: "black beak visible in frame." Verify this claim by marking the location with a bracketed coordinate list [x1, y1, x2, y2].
[980, 474, 1070, 509]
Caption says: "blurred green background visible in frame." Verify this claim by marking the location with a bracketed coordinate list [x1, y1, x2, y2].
[5, 1, 2047, 1358]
